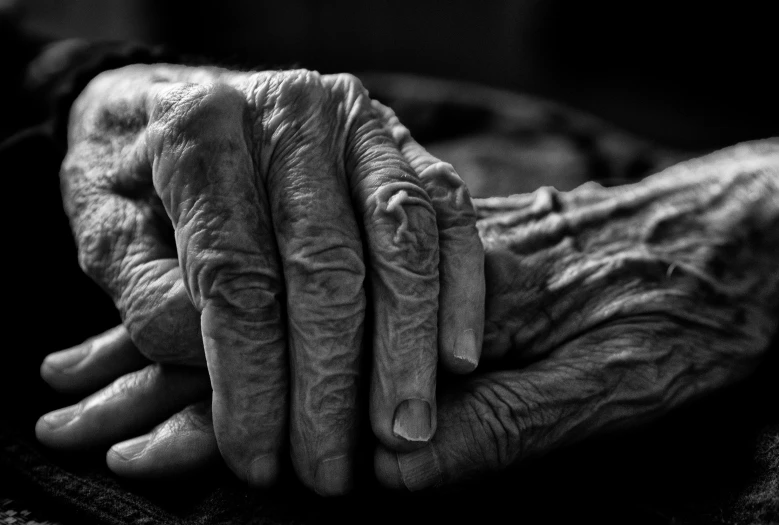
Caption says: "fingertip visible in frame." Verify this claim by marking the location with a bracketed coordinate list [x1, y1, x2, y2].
[41, 345, 90, 375]
[441, 354, 479, 375]
[108, 404, 220, 479]
[436, 225, 485, 376]
[246, 453, 280, 489]
[313, 454, 354, 497]
[372, 396, 437, 454]
[34, 415, 50, 445]
[39, 347, 91, 392]
[35, 404, 82, 448]
[393, 398, 434, 443]
[440, 327, 481, 374]
[375, 445, 444, 492]
[39, 361, 62, 389]
[39, 326, 150, 394]
[106, 448, 130, 475]
[106, 435, 152, 476]
[374, 446, 404, 490]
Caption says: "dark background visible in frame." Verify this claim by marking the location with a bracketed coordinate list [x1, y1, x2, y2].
[18, 0, 778, 150]
[1, 1, 777, 524]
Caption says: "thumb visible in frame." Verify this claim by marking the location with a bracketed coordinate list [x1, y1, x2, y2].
[374, 368, 562, 491]
[375, 312, 763, 490]
[373, 348, 655, 491]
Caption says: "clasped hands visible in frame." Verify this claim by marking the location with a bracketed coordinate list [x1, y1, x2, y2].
[37, 64, 485, 495]
[36, 64, 779, 495]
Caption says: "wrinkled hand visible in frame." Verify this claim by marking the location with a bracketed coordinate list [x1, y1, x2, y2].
[35, 64, 485, 494]
[375, 140, 779, 489]
[41, 140, 779, 491]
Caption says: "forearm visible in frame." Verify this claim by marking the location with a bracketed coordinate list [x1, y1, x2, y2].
[475, 139, 779, 372]
[378, 140, 779, 493]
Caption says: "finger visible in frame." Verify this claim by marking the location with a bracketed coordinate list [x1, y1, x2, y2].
[374, 361, 590, 491]
[259, 72, 367, 495]
[35, 365, 211, 450]
[376, 101, 485, 373]
[107, 400, 218, 478]
[40, 325, 150, 394]
[328, 75, 440, 451]
[147, 82, 287, 488]
[62, 107, 204, 366]
[374, 313, 757, 491]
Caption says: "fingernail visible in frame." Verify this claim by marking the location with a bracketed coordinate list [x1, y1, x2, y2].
[110, 435, 150, 461]
[454, 329, 479, 368]
[247, 454, 279, 488]
[41, 405, 80, 429]
[398, 446, 443, 491]
[393, 399, 432, 442]
[315, 454, 352, 496]
[43, 345, 91, 373]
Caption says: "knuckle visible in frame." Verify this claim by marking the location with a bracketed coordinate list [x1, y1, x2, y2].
[60, 162, 101, 230]
[98, 365, 158, 404]
[74, 69, 125, 116]
[197, 263, 281, 316]
[305, 374, 357, 428]
[152, 83, 205, 126]
[71, 66, 155, 143]
[369, 182, 438, 254]
[274, 69, 326, 107]
[121, 287, 204, 365]
[366, 184, 441, 307]
[371, 100, 407, 143]
[326, 72, 366, 96]
[293, 268, 365, 316]
[370, 98, 396, 120]
[286, 242, 365, 302]
[152, 82, 244, 141]
[77, 228, 112, 283]
[75, 204, 136, 290]
[322, 72, 371, 118]
[93, 101, 148, 139]
[127, 364, 159, 391]
[178, 402, 214, 434]
[420, 162, 464, 199]
[420, 162, 478, 233]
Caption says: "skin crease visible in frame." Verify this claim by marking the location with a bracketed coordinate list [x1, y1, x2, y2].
[43, 64, 486, 495]
[40, 139, 779, 492]
[375, 140, 779, 489]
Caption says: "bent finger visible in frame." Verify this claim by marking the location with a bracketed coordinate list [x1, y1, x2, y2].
[35, 365, 211, 450]
[375, 314, 752, 490]
[260, 72, 366, 495]
[62, 121, 204, 366]
[107, 400, 218, 478]
[147, 82, 288, 488]
[377, 102, 485, 373]
[333, 76, 439, 451]
[374, 362, 584, 491]
[41, 325, 150, 394]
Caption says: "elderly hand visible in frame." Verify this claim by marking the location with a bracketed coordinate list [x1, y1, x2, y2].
[40, 137, 779, 491]
[35, 64, 485, 495]
[376, 140, 779, 489]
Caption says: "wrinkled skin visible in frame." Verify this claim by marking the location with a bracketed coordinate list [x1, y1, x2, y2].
[377, 139, 779, 488]
[41, 140, 779, 490]
[41, 137, 779, 491]
[36, 65, 486, 495]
